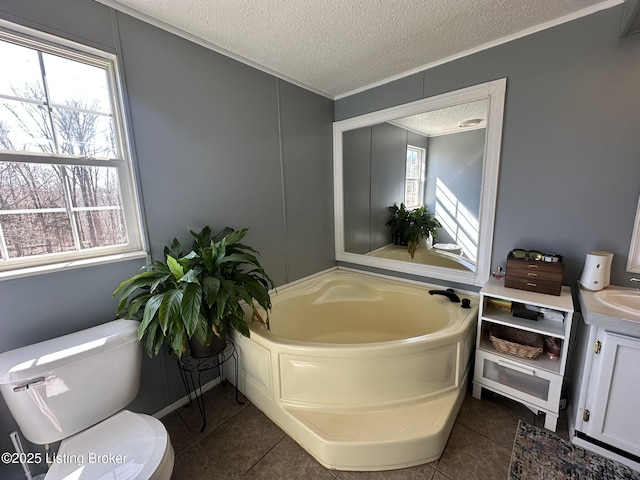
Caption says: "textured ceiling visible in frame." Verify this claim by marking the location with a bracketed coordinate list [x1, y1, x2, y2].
[99, 0, 620, 98]
[393, 99, 488, 137]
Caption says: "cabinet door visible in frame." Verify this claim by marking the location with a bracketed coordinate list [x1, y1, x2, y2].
[584, 331, 640, 456]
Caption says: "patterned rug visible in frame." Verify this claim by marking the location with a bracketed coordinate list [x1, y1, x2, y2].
[509, 420, 640, 480]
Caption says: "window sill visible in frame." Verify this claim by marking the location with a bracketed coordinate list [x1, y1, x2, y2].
[0, 251, 149, 282]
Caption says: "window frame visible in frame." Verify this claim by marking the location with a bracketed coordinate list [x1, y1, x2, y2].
[0, 21, 147, 279]
[404, 144, 426, 209]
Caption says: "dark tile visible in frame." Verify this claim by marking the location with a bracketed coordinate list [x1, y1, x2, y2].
[336, 463, 436, 480]
[436, 423, 512, 480]
[432, 472, 454, 480]
[161, 410, 197, 455]
[171, 443, 225, 480]
[177, 382, 248, 436]
[199, 404, 286, 479]
[243, 435, 336, 480]
[455, 392, 533, 449]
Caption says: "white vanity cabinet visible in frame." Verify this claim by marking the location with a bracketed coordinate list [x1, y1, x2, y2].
[473, 278, 574, 431]
[569, 291, 640, 469]
[580, 330, 640, 454]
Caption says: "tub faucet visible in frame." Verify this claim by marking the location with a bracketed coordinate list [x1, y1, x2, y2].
[631, 278, 640, 289]
[428, 288, 461, 303]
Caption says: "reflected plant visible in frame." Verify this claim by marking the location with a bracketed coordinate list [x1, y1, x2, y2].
[387, 203, 441, 258]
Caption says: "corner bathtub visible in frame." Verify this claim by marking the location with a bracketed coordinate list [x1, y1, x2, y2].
[230, 268, 478, 471]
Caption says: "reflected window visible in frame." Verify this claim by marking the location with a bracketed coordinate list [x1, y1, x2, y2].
[404, 145, 425, 208]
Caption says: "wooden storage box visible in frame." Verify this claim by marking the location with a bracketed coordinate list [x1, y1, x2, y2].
[505, 252, 563, 296]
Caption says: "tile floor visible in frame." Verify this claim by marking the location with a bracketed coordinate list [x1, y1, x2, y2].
[162, 383, 569, 480]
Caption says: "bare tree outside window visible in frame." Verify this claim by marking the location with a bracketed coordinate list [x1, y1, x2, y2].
[0, 28, 143, 270]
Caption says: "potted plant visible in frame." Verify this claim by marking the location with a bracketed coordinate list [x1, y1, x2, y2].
[386, 203, 442, 258]
[113, 226, 274, 358]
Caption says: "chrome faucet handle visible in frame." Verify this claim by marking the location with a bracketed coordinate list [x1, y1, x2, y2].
[631, 278, 640, 288]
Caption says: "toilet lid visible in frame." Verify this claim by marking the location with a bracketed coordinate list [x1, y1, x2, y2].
[46, 410, 171, 480]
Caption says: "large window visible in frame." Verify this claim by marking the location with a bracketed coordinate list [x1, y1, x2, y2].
[0, 24, 145, 276]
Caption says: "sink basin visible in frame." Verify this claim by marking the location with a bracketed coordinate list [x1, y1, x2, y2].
[580, 287, 640, 337]
[595, 289, 640, 316]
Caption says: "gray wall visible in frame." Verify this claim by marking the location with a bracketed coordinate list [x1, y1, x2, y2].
[343, 127, 372, 254]
[370, 124, 408, 250]
[0, 1, 334, 478]
[337, 5, 640, 290]
[425, 129, 485, 245]
[343, 123, 429, 253]
[408, 131, 429, 151]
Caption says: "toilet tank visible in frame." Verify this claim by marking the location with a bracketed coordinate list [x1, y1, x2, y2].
[0, 319, 142, 444]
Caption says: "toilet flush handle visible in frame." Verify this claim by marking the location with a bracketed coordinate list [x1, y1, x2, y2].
[13, 377, 46, 393]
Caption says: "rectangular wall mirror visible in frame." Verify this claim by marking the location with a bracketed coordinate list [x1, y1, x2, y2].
[334, 79, 507, 286]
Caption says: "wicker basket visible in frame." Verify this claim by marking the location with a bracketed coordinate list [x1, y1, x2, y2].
[489, 324, 544, 359]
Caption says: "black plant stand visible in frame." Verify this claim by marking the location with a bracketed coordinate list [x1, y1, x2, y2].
[177, 338, 242, 432]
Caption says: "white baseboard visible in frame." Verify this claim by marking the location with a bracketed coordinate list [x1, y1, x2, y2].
[152, 377, 221, 419]
[571, 435, 640, 472]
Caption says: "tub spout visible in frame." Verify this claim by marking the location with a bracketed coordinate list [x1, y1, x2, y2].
[428, 288, 461, 303]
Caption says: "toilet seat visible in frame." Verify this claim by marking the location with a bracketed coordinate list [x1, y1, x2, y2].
[433, 243, 462, 255]
[45, 410, 174, 480]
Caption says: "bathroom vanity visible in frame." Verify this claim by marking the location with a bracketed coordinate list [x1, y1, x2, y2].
[569, 286, 640, 470]
[473, 278, 574, 431]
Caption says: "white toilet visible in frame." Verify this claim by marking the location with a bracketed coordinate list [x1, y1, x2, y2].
[0, 320, 174, 479]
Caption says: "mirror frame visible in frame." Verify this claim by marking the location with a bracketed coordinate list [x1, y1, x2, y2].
[627, 195, 640, 273]
[333, 79, 507, 287]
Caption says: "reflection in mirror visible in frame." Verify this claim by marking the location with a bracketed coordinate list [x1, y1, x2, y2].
[343, 100, 487, 269]
[334, 79, 506, 286]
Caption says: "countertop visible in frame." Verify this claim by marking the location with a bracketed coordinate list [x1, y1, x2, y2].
[579, 285, 640, 337]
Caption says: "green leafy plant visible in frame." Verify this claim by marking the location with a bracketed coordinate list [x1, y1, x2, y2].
[113, 226, 274, 358]
[386, 203, 442, 258]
